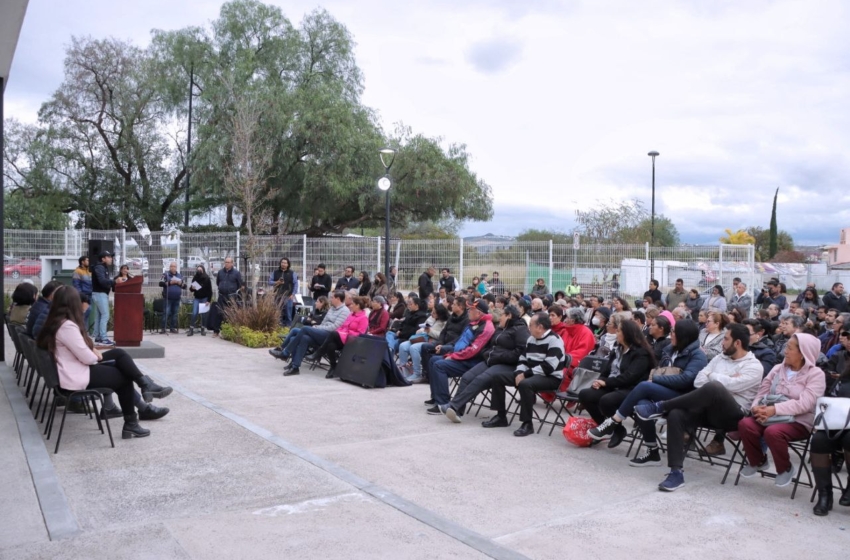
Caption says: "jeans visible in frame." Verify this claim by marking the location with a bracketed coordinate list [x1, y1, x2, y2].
[421, 343, 452, 380]
[91, 292, 110, 341]
[291, 327, 331, 368]
[162, 299, 180, 330]
[616, 381, 683, 444]
[279, 298, 294, 327]
[398, 340, 413, 366]
[429, 357, 480, 405]
[386, 331, 399, 353]
[191, 297, 209, 328]
[408, 342, 429, 375]
[281, 328, 302, 355]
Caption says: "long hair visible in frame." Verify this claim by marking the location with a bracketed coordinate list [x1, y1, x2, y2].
[673, 319, 700, 352]
[619, 319, 657, 367]
[194, 264, 208, 280]
[36, 286, 93, 353]
[374, 272, 386, 286]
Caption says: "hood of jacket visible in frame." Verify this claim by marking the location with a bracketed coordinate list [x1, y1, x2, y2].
[794, 332, 821, 369]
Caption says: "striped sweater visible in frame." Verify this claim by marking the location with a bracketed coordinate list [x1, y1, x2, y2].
[517, 329, 566, 379]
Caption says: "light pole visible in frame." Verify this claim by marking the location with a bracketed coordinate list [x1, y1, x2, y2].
[647, 150, 659, 280]
[378, 147, 396, 279]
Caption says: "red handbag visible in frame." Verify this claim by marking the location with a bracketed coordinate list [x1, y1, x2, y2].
[563, 417, 597, 447]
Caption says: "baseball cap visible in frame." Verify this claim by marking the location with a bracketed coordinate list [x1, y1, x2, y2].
[468, 299, 489, 314]
[99, 250, 113, 258]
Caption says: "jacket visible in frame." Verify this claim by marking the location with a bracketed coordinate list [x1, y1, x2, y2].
[701, 295, 727, 313]
[482, 317, 530, 367]
[358, 281, 372, 297]
[756, 291, 787, 310]
[822, 291, 849, 313]
[216, 267, 243, 297]
[652, 339, 708, 391]
[53, 319, 99, 391]
[26, 296, 51, 338]
[532, 284, 548, 297]
[190, 272, 213, 300]
[91, 262, 114, 294]
[446, 315, 496, 361]
[666, 289, 688, 309]
[368, 283, 388, 299]
[336, 310, 368, 344]
[440, 311, 469, 345]
[825, 348, 850, 385]
[439, 275, 457, 293]
[300, 307, 327, 327]
[310, 273, 332, 299]
[72, 266, 93, 297]
[395, 308, 429, 342]
[367, 308, 390, 336]
[648, 335, 671, 364]
[316, 303, 350, 332]
[752, 333, 827, 430]
[517, 329, 566, 378]
[418, 272, 434, 300]
[601, 345, 653, 390]
[685, 296, 703, 320]
[335, 275, 360, 291]
[269, 268, 298, 296]
[388, 302, 406, 322]
[159, 271, 185, 301]
[694, 351, 763, 410]
[644, 288, 662, 303]
[727, 293, 752, 317]
[750, 336, 779, 377]
[699, 329, 726, 362]
[560, 323, 596, 376]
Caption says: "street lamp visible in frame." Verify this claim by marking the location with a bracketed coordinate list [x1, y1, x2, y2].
[647, 150, 659, 279]
[378, 147, 396, 279]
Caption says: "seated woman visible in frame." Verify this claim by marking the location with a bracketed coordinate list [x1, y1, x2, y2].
[646, 315, 672, 364]
[9, 281, 38, 325]
[701, 285, 727, 313]
[401, 304, 449, 382]
[591, 307, 611, 341]
[699, 311, 728, 361]
[685, 289, 703, 321]
[367, 296, 389, 336]
[812, 361, 850, 516]
[737, 333, 826, 487]
[598, 312, 622, 353]
[317, 296, 370, 379]
[36, 286, 172, 439]
[270, 296, 329, 360]
[613, 297, 631, 313]
[588, 320, 707, 459]
[387, 292, 407, 330]
[358, 271, 372, 298]
[799, 287, 819, 313]
[578, 320, 655, 447]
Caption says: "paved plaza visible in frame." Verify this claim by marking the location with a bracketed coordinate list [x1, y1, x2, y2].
[1, 332, 849, 559]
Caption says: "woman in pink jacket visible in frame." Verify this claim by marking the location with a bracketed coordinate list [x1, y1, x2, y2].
[737, 333, 826, 487]
[36, 286, 172, 439]
[316, 296, 370, 379]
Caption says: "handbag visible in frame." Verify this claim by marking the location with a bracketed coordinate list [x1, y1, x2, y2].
[649, 366, 681, 380]
[566, 367, 600, 396]
[814, 397, 850, 438]
[757, 374, 795, 425]
[563, 417, 597, 447]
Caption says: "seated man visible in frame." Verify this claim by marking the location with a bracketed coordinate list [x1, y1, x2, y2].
[425, 300, 494, 414]
[481, 312, 566, 437]
[743, 318, 779, 376]
[634, 323, 764, 492]
[421, 296, 469, 389]
[386, 296, 428, 354]
[282, 291, 350, 376]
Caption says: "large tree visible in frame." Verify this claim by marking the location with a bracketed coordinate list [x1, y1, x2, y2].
[744, 226, 794, 262]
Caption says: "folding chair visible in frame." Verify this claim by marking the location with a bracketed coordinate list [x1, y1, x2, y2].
[5, 315, 24, 378]
[149, 298, 165, 333]
[9, 323, 27, 383]
[733, 431, 814, 499]
[37, 347, 115, 454]
[537, 355, 603, 435]
[20, 336, 42, 411]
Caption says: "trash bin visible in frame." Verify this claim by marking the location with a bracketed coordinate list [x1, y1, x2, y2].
[52, 270, 75, 287]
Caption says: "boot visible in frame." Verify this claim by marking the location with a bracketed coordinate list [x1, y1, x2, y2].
[187, 327, 194, 337]
[138, 403, 170, 421]
[813, 467, 834, 516]
[840, 476, 850, 507]
[122, 413, 151, 439]
[200, 326, 206, 336]
[139, 375, 173, 403]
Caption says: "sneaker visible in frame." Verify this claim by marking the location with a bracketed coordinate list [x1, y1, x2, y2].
[740, 458, 768, 478]
[588, 417, 619, 441]
[426, 405, 443, 415]
[438, 404, 449, 414]
[659, 469, 685, 492]
[702, 440, 726, 456]
[775, 464, 797, 487]
[424, 398, 435, 406]
[405, 374, 423, 384]
[99, 339, 115, 346]
[445, 405, 462, 424]
[630, 446, 662, 467]
[269, 348, 285, 360]
[635, 401, 665, 421]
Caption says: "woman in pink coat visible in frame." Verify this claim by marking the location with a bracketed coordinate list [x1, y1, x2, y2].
[737, 333, 826, 487]
[316, 296, 370, 379]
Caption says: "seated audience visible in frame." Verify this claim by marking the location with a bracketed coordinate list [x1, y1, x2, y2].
[269, 296, 328, 359]
[421, 297, 469, 388]
[358, 271, 372, 297]
[386, 296, 428, 353]
[400, 304, 448, 382]
[701, 285, 727, 313]
[699, 311, 728, 361]
[316, 296, 370, 379]
[26, 281, 63, 338]
[282, 291, 351, 376]
[369, 272, 389, 299]
[367, 296, 389, 336]
[9, 282, 38, 325]
[647, 314, 672, 364]
[532, 278, 548, 298]
[743, 318, 779, 377]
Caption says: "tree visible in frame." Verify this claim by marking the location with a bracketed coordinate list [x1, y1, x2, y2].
[4, 191, 69, 230]
[769, 187, 779, 259]
[744, 226, 794, 262]
[517, 228, 573, 244]
[621, 216, 680, 247]
[720, 228, 756, 245]
[769, 250, 808, 263]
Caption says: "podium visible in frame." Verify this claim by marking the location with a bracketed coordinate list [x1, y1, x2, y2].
[113, 276, 144, 347]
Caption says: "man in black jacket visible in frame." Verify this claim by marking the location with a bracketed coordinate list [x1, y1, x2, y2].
[644, 279, 662, 305]
[387, 296, 428, 353]
[335, 265, 360, 291]
[439, 268, 458, 293]
[310, 264, 333, 300]
[269, 257, 298, 327]
[442, 305, 529, 422]
[419, 267, 436, 300]
[421, 296, 469, 383]
[91, 250, 115, 344]
[823, 283, 849, 313]
[211, 257, 244, 337]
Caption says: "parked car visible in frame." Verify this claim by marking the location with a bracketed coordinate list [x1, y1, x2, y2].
[161, 258, 184, 273]
[4, 259, 41, 279]
[125, 257, 149, 273]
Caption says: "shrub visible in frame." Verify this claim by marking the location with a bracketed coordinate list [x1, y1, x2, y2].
[222, 293, 281, 333]
[221, 323, 288, 348]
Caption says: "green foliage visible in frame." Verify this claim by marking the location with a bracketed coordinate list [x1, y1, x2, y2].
[4, 190, 70, 230]
[517, 229, 573, 244]
[222, 292, 281, 332]
[220, 323, 288, 347]
[769, 188, 779, 259]
[745, 226, 794, 262]
[621, 216, 679, 247]
[573, 199, 679, 247]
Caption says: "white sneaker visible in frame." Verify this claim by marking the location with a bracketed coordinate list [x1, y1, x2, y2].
[775, 464, 797, 487]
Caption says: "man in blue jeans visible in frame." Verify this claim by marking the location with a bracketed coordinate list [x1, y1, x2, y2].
[159, 261, 185, 334]
[426, 299, 494, 415]
[283, 291, 350, 376]
[91, 250, 116, 345]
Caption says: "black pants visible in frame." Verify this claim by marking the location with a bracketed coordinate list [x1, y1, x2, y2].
[450, 363, 515, 412]
[578, 387, 632, 424]
[319, 331, 344, 369]
[490, 370, 561, 423]
[663, 381, 745, 469]
[211, 294, 234, 333]
[88, 349, 144, 415]
[811, 431, 850, 454]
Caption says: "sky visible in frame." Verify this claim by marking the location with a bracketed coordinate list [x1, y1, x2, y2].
[6, 0, 850, 245]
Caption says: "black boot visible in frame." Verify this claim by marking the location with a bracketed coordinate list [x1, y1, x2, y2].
[813, 467, 834, 516]
[122, 413, 151, 439]
[139, 375, 173, 402]
[840, 476, 850, 507]
[138, 404, 170, 421]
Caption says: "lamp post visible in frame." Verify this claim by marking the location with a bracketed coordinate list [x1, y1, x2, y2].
[647, 150, 659, 280]
[378, 148, 397, 279]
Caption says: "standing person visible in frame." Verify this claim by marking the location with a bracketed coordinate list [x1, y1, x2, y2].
[419, 267, 436, 301]
[685, 289, 704, 321]
[566, 277, 581, 298]
[727, 281, 753, 319]
[72, 256, 93, 325]
[159, 262, 185, 334]
[490, 271, 506, 295]
[188, 264, 212, 336]
[439, 268, 458, 293]
[211, 257, 244, 338]
[269, 258, 298, 327]
[610, 273, 620, 299]
[91, 250, 116, 345]
[477, 273, 490, 295]
[823, 282, 849, 313]
[666, 278, 688, 310]
[335, 266, 360, 291]
[756, 279, 787, 310]
[644, 279, 663, 304]
[310, 264, 332, 300]
[388, 266, 398, 294]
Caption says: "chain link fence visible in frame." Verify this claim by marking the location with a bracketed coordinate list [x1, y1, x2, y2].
[6, 228, 848, 304]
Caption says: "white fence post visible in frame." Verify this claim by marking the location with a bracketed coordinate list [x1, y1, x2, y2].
[235, 231, 241, 270]
[121, 228, 126, 267]
[176, 231, 181, 272]
[645, 242, 650, 287]
[302, 234, 308, 296]
[459, 238, 464, 287]
[719, 243, 724, 290]
[548, 239, 554, 293]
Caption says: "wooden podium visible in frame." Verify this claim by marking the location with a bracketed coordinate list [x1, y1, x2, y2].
[113, 276, 144, 347]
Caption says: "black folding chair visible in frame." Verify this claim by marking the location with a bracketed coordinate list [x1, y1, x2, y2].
[732, 431, 814, 499]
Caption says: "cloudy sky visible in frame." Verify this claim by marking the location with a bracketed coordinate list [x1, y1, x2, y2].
[6, 0, 849, 245]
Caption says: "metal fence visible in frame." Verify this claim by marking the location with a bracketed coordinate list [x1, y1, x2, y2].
[4, 228, 845, 303]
